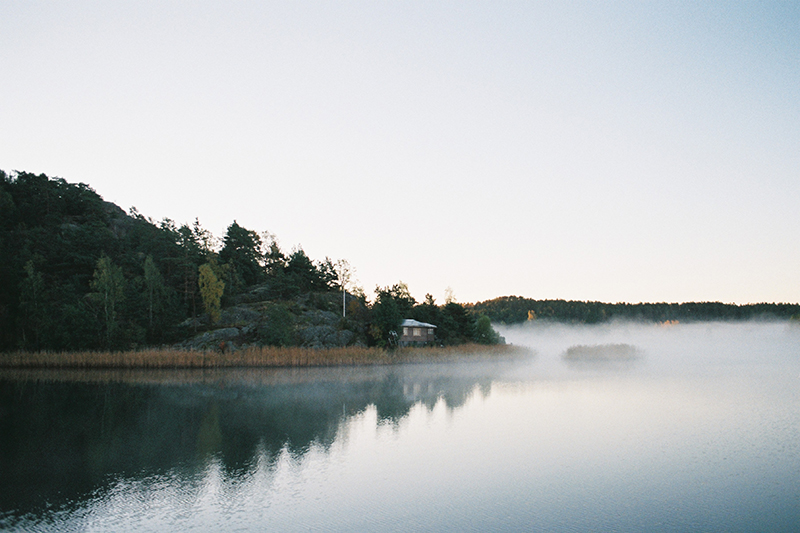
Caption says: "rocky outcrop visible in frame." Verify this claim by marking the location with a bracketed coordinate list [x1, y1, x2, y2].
[174, 294, 364, 351]
[219, 306, 260, 326]
[176, 327, 241, 350]
[298, 325, 354, 348]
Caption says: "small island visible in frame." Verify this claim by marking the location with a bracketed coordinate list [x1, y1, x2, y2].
[562, 343, 640, 362]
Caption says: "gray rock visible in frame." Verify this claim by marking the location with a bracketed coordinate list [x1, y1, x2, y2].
[303, 309, 339, 326]
[298, 324, 356, 348]
[178, 316, 210, 329]
[299, 324, 336, 348]
[219, 306, 260, 326]
[178, 327, 241, 350]
[236, 284, 273, 304]
[334, 329, 355, 347]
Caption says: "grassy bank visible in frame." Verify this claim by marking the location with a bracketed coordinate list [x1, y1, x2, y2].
[0, 344, 527, 370]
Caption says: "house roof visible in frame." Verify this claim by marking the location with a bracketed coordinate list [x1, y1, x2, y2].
[401, 319, 437, 328]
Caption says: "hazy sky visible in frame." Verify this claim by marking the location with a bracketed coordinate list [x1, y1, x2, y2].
[2, 1, 798, 304]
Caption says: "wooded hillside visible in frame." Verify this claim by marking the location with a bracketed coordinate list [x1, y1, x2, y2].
[0, 170, 500, 352]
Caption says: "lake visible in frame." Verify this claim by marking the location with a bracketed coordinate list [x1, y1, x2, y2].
[1, 321, 798, 532]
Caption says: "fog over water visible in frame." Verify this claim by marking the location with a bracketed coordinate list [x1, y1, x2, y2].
[498, 320, 800, 376]
[1, 321, 798, 531]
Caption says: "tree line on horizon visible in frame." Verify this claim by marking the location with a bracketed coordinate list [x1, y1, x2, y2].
[0, 170, 501, 352]
[469, 295, 800, 325]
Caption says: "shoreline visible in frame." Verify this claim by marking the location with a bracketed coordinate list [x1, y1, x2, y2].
[0, 344, 529, 371]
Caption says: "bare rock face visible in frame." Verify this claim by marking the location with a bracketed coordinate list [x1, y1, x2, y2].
[235, 284, 273, 304]
[303, 309, 340, 325]
[334, 329, 355, 346]
[296, 310, 354, 348]
[175, 294, 362, 350]
[219, 307, 261, 326]
[177, 327, 242, 350]
[299, 325, 337, 348]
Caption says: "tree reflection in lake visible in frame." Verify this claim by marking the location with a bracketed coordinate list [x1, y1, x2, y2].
[0, 363, 501, 516]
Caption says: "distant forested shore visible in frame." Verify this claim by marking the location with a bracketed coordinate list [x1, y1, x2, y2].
[1, 170, 797, 354]
[470, 296, 800, 325]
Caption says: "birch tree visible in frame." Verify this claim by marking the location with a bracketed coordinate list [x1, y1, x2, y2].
[198, 263, 224, 323]
[335, 259, 352, 317]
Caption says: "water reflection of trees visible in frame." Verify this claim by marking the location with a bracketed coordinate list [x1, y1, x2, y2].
[0, 364, 502, 514]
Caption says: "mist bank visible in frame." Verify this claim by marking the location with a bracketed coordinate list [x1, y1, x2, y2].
[496, 319, 800, 377]
[472, 296, 800, 325]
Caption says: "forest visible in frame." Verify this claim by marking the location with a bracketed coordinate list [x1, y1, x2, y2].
[2, 171, 797, 353]
[0, 170, 500, 352]
[470, 295, 800, 325]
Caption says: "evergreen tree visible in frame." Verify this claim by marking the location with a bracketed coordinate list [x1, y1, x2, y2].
[284, 248, 327, 295]
[143, 255, 166, 331]
[90, 256, 125, 348]
[19, 260, 46, 349]
[370, 289, 402, 348]
[474, 315, 501, 345]
[369, 283, 415, 348]
[176, 220, 214, 321]
[219, 221, 263, 290]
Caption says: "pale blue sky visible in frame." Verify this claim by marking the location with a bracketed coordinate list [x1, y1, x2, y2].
[2, 1, 798, 304]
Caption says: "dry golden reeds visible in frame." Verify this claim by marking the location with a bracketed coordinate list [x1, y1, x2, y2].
[0, 343, 527, 370]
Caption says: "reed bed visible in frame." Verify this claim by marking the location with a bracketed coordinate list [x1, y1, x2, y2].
[0, 343, 527, 370]
[394, 343, 527, 362]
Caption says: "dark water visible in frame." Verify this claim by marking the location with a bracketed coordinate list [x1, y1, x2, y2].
[1, 322, 798, 531]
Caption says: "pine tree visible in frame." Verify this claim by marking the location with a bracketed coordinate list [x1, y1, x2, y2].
[90, 256, 125, 348]
[143, 255, 165, 330]
[19, 260, 45, 349]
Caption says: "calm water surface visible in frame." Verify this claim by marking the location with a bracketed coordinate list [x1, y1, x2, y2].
[1, 322, 798, 531]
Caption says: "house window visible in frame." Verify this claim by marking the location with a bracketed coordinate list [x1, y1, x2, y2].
[403, 327, 409, 336]
[428, 328, 434, 335]
[413, 328, 421, 337]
